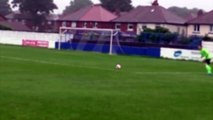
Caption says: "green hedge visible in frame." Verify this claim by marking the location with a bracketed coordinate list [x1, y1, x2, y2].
[0, 25, 12, 30]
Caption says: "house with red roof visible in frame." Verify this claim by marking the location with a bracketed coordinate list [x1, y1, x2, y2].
[6, 11, 60, 32]
[187, 10, 213, 37]
[40, 14, 60, 32]
[0, 14, 6, 21]
[112, 2, 186, 35]
[58, 4, 117, 29]
[0, 13, 30, 31]
[0, 21, 31, 31]
[6, 11, 33, 29]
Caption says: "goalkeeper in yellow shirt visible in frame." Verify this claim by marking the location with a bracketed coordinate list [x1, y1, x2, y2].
[198, 45, 212, 75]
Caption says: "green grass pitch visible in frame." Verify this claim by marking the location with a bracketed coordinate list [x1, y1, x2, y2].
[0, 45, 213, 120]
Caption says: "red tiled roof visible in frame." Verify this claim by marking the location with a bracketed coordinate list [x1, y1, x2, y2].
[0, 21, 31, 31]
[0, 14, 6, 21]
[6, 11, 32, 20]
[187, 10, 213, 24]
[59, 4, 117, 22]
[46, 14, 60, 21]
[113, 5, 186, 24]
[5, 11, 59, 21]
[60, 6, 91, 21]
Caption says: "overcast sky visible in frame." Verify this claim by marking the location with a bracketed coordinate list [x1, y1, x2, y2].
[53, 0, 213, 14]
[10, 0, 213, 13]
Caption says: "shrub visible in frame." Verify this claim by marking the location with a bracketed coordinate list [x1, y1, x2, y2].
[0, 25, 11, 30]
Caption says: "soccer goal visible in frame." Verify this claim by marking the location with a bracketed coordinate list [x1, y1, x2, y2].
[58, 26, 122, 55]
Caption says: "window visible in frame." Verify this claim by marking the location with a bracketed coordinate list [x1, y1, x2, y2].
[48, 21, 52, 25]
[194, 24, 200, 32]
[71, 22, 76, 28]
[155, 24, 160, 28]
[142, 25, 147, 29]
[127, 24, 133, 31]
[62, 21, 67, 27]
[83, 22, 87, 28]
[177, 27, 180, 34]
[93, 22, 98, 28]
[181, 29, 185, 36]
[115, 23, 121, 30]
[210, 25, 213, 32]
[42, 22, 45, 25]
[21, 20, 26, 24]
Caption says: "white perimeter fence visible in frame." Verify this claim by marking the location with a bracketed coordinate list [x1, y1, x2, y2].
[0, 30, 213, 62]
[0, 30, 58, 48]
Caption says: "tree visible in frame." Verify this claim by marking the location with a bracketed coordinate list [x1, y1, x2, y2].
[0, 0, 12, 16]
[143, 26, 171, 33]
[0, 24, 12, 30]
[11, 0, 57, 30]
[100, 0, 133, 12]
[168, 6, 202, 19]
[63, 0, 93, 14]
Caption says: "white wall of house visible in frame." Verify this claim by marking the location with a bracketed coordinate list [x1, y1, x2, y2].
[137, 24, 156, 34]
[137, 23, 186, 35]
[164, 24, 186, 35]
[187, 25, 213, 37]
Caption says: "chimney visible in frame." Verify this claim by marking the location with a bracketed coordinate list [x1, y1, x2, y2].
[197, 10, 204, 16]
[152, 0, 159, 6]
[115, 9, 121, 16]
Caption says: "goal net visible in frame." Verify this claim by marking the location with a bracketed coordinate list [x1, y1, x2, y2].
[57, 27, 124, 55]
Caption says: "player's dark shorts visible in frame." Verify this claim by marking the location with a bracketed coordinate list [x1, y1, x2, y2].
[204, 59, 211, 65]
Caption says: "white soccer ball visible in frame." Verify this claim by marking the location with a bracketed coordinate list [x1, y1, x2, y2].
[115, 64, 121, 69]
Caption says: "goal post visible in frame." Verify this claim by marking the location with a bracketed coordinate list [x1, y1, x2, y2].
[58, 26, 119, 55]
